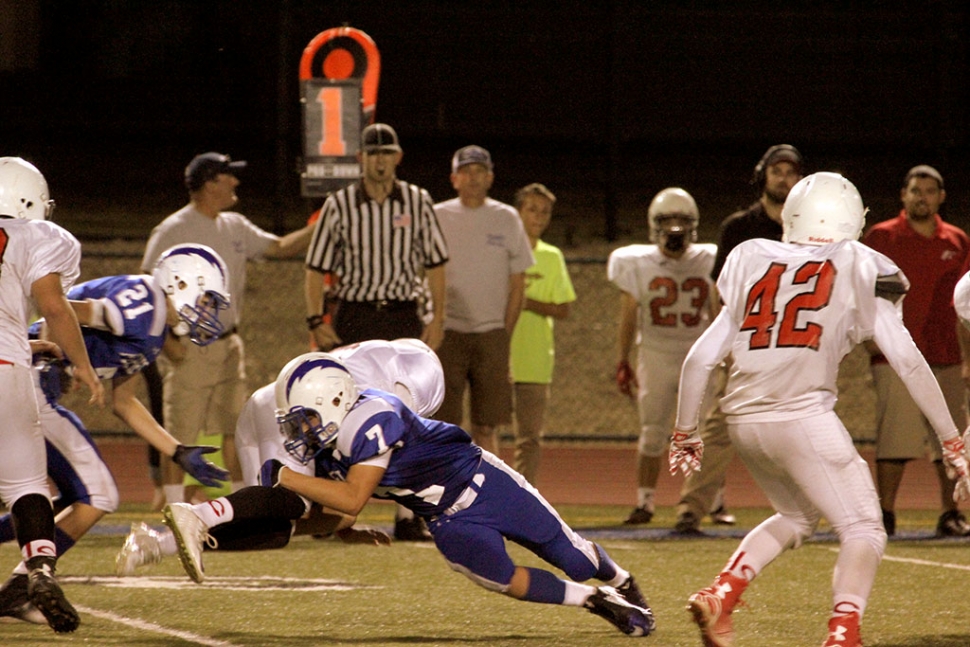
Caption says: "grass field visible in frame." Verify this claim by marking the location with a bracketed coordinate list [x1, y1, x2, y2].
[2, 504, 970, 646]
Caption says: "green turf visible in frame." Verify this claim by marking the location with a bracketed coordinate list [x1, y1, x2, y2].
[2, 504, 969, 646]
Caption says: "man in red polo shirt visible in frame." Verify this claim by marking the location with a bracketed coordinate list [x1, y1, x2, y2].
[863, 164, 970, 537]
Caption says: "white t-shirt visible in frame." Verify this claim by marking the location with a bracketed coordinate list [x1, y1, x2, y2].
[0, 219, 81, 366]
[433, 197, 534, 333]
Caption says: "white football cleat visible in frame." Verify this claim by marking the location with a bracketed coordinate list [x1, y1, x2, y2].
[162, 503, 216, 583]
[116, 522, 164, 576]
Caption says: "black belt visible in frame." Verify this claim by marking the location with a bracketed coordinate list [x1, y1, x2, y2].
[343, 300, 416, 312]
[217, 326, 239, 340]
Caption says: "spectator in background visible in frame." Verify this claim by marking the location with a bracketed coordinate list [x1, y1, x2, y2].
[608, 188, 717, 525]
[142, 152, 314, 507]
[861, 164, 970, 537]
[509, 183, 576, 485]
[304, 123, 449, 541]
[434, 146, 535, 454]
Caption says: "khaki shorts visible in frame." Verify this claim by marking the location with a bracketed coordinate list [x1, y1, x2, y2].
[872, 362, 967, 461]
[161, 333, 247, 445]
[435, 328, 512, 427]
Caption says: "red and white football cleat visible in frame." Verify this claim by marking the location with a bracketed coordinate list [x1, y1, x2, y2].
[687, 572, 748, 647]
[822, 611, 862, 647]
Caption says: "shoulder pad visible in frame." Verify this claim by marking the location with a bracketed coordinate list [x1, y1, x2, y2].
[875, 273, 908, 304]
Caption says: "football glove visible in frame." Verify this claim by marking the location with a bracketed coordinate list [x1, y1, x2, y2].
[260, 459, 286, 488]
[616, 360, 638, 398]
[172, 445, 230, 487]
[942, 436, 970, 503]
[669, 429, 704, 477]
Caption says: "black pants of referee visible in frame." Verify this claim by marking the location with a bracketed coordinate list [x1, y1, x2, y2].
[334, 300, 422, 345]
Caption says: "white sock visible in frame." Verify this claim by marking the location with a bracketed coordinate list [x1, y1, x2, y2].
[156, 529, 178, 557]
[192, 497, 234, 528]
[636, 488, 655, 511]
[163, 484, 184, 505]
[563, 581, 598, 607]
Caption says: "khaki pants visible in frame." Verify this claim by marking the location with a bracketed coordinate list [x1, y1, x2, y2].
[677, 362, 734, 519]
[513, 382, 549, 485]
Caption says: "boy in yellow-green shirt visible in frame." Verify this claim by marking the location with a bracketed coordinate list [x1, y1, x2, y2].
[510, 184, 577, 484]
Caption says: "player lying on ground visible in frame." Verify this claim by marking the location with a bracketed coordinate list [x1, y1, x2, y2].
[669, 172, 970, 647]
[0, 244, 232, 623]
[115, 338, 448, 576]
[258, 352, 652, 636]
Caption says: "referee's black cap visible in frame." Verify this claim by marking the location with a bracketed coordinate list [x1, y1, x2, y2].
[361, 123, 402, 153]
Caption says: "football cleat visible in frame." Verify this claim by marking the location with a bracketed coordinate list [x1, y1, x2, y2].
[687, 572, 748, 647]
[674, 511, 705, 536]
[623, 506, 654, 525]
[616, 575, 650, 610]
[0, 573, 45, 625]
[584, 586, 655, 637]
[116, 522, 164, 576]
[709, 506, 737, 526]
[935, 510, 970, 537]
[163, 503, 217, 583]
[821, 611, 862, 647]
[27, 562, 80, 633]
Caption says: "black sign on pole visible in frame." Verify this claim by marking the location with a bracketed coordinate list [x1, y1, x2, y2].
[300, 79, 362, 197]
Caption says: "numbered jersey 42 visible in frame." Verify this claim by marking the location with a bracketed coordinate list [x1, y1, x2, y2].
[717, 238, 902, 415]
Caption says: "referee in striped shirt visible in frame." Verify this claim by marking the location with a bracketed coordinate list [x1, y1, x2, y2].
[305, 123, 449, 352]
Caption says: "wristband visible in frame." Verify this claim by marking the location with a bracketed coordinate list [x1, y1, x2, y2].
[306, 314, 324, 331]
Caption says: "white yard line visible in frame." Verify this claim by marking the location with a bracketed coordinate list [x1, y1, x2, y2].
[75, 605, 243, 647]
[824, 546, 970, 571]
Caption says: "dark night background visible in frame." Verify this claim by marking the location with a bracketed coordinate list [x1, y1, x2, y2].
[2, 1, 969, 244]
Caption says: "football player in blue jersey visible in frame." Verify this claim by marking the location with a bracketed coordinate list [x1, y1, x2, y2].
[0, 244, 232, 623]
[164, 351, 656, 637]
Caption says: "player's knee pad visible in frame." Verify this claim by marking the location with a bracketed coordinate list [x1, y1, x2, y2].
[444, 558, 511, 594]
[835, 517, 887, 557]
[766, 511, 818, 550]
[97, 481, 121, 514]
[637, 427, 668, 457]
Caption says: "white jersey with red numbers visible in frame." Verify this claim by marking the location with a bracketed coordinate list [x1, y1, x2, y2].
[717, 239, 901, 420]
[0, 219, 81, 366]
[677, 238, 959, 441]
[607, 243, 716, 355]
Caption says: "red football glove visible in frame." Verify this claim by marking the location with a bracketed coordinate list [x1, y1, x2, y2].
[942, 436, 970, 503]
[616, 360, 638, 398]
[669, 429, 704, 477]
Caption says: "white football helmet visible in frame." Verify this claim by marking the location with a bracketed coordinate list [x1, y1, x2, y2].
[648, 187, 699, 250]
[152, 244, 230, 346]
[955, 271, 970, 331]
[0, 157, 55, 221]
[275, 352, 360, 464]
[782, 172, 867, 246]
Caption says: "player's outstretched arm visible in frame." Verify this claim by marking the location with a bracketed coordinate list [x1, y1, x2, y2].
[112, 373, 229, 486]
